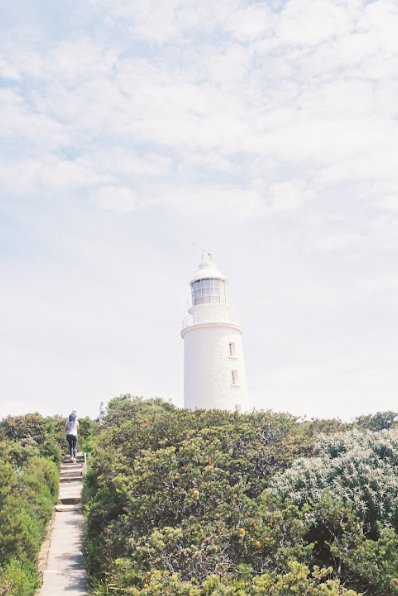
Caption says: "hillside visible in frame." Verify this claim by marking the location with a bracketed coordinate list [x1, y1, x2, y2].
[1, 402, 397, 595]
[83, 397, 398, 595]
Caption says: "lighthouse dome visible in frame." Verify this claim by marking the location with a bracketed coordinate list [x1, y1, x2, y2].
[190, 256, 226, 283]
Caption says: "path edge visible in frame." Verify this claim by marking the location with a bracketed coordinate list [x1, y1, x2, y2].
[35, 509, 57, 595]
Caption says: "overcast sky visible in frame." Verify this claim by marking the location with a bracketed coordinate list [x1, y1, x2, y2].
[1, 0, 398, 420]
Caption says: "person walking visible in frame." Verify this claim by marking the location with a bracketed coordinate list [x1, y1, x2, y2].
[65, 410, 79, 462]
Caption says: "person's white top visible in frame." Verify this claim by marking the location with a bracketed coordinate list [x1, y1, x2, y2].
[65, 418, 79, 436]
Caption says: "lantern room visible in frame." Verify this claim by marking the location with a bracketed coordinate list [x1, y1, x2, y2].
[190, 256, 228, 307]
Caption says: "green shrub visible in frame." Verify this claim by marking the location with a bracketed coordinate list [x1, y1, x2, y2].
[0, 420, 60, 596]
[355, 411, 398, 431]
[268, 429, 398, 594]
[84, 397, 359, 594]
[85, 398, 398, 594]
[0, 559, 39, 596]
[0, 413, 62, 465]
[331, 526, 398, 595]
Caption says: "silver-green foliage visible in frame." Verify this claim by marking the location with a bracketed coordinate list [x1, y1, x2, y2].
[269, 429, 398, 529]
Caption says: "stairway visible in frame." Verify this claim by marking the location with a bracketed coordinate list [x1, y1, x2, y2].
[40, 454, 88, 595]
[56, 455, 85, 511]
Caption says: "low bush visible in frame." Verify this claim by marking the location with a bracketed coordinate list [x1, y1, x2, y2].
[269, 429, 398, 532]
[84, 397, 369, 594]
[266, 429, 398, 594]
[0, 421, 60, 595]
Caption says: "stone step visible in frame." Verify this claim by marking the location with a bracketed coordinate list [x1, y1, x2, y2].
[60, 496, 81, 505]
[55, 503, 82, 512]
[60, 471, 82, 478]
[60, 464, 83, 471]
[61, 455, 85, 463]
[60, 475, 82, 483]
[60, 483, 82, 496]
[61, 468, 82, 475]
[59, 479, 82, 502]
[61, 459, 85, 466]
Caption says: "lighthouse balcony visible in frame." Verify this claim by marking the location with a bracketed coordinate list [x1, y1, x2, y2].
[181, 308, 240, 332]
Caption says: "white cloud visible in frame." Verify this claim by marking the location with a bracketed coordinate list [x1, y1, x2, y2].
[226, 5, 273, 42]
[376, 195, 398, 213]
[0, 155, 106, 196]
[276, 0, 350, 47]
[362, 0, 398, 53]
[313, 231, 363, 253]
[45, 38, 119, 85]
[0, 89, 67, 149]
[265, 180, 316, 213]
[90, 0, 241, 43]
[0, 54, 20, 80]
[95, 185, 142, 212]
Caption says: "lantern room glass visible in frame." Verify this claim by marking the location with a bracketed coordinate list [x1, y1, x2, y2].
[191, 278, 227, 306]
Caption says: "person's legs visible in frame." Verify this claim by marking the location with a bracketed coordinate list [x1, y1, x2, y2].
[66, 434, 73, 458]
[72, 436, 78, 459]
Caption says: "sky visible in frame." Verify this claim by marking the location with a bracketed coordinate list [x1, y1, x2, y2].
[1, 0, 398, 421]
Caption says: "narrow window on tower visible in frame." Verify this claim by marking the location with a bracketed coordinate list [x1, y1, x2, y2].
[232, 369, 239, 386]
[229, 342, 237, 358]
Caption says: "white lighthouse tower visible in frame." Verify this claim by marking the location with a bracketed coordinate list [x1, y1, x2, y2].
[181, 255, 248, 411]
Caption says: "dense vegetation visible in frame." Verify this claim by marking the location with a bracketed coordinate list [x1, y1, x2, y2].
[83, 397, 398, 595]
[0, 415, 59, 595]
[2, 403, 396, 594]
[0, 412, 96, 595]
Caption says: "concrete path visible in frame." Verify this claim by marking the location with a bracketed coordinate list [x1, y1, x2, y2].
[40, 454, 89, 595]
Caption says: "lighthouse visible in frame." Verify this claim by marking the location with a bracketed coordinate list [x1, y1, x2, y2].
[181, 255, 248, 411]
